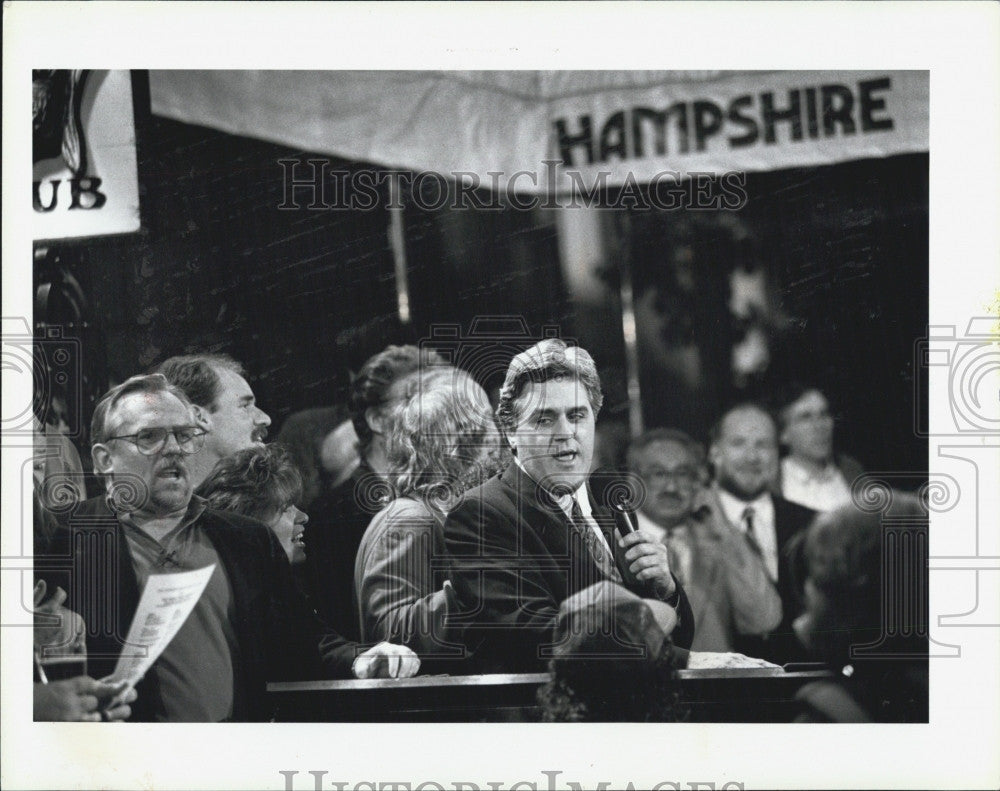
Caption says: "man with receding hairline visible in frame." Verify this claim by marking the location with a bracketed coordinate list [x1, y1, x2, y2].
[36, 373, 418, 721]
[706, 402, 815, 663]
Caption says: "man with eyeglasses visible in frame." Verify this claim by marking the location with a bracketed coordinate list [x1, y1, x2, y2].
[627, 428, 781, 653]
[36, 374, 417, 722]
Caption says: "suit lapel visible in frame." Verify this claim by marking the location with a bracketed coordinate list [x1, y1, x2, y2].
[499, 463, 605, 582]
[500, 463, 569, 540]
[772, 495, 805, 549]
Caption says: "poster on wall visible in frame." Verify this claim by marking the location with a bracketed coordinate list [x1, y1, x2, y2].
[32, 69, 140, 241]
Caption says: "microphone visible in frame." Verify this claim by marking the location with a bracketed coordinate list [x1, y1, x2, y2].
[589, 469, 643, 537]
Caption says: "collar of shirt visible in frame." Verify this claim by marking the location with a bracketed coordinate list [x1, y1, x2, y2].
[512, 455, 589, 518]
[782, 455, 841, 485]
[714, 486, 774, 531]
[781, 456, 852, 512]
[117, 495, 208, 540]
[512, 456, 611, 553]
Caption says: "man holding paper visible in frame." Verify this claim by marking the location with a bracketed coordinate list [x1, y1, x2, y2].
[36, 373, 417, 722]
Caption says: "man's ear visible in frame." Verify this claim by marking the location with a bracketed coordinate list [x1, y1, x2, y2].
[190, 403, 212, 431]
[91, 444, 114, 475]
[707, 442, 720, 469]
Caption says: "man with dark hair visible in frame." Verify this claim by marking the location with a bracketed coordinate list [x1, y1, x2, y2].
[775, 383, 863, 512]
[705, 402, 815, 664]
[627, 428, 781, 652]
[156, 353, 271, 488]
[36, 374, 415, 721]
[305, 344, 448, 638]
[349, 344, 449, 475]
[444, 339, 694, 673]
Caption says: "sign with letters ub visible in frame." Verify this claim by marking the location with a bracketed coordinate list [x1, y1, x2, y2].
[32, 69, 140, 241]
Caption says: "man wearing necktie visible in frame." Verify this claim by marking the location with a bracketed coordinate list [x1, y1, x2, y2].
[706, 403, 816, 664]
[443, 339, 694, 673]
[628, 428, 781, 653]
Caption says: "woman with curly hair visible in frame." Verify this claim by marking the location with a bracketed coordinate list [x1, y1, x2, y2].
[197, 444, 422, 680]
[196, 444, 308, 568]
[354, 368, 507, 663]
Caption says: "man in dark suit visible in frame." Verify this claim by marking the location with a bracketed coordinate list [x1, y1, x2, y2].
[36, 373, 416, 721]
[705, 402, 817, 664]
[443, 339, 694, 673]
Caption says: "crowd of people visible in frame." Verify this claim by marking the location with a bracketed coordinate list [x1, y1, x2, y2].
[31, 338, 928, 723]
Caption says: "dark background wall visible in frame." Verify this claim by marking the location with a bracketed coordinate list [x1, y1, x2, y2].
[34, 71, 927, 478]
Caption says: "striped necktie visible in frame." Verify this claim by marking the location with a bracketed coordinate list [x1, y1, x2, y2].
[742, 505, 763, 557]
[570, 499, 623, 583]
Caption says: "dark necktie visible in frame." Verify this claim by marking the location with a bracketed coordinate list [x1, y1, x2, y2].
[570, 500, 623, 583]
[742, 505, 763, 557]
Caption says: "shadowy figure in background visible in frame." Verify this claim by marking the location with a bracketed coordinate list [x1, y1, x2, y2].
[792, 493, 929, 722]
[273, 403, 364, 512]
[305, 345, 448, 639]
[628, 213, 787, 437]
[776, 383, 864, 513]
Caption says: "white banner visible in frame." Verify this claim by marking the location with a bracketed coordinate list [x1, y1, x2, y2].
[32, 69, 140, 241]
[150, 70, 928, 193]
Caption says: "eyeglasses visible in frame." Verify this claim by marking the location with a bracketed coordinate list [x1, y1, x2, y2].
[105, 426, 207, 455]
[641, 467, 700, 487]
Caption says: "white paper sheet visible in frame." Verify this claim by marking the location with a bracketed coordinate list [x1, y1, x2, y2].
[102, 564, 216, 689]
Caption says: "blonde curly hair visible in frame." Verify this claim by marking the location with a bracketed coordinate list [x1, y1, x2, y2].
[384, 368, 507, 511]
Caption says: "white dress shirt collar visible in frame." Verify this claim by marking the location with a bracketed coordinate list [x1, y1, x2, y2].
[781, 456, 852, 512]
[714, 485, 778, 581]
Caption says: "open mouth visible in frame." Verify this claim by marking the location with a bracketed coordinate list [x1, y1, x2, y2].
[292, 532, 306, 546]
[551, 449, 579, 463]
[157, 464, 186, 480]
[251, 427, 269, 444]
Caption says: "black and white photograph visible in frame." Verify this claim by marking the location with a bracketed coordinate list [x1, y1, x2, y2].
[3, 3, 999, 790]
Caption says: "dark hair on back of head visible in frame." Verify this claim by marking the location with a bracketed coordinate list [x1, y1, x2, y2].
[349, 345, 447, 452]
[707, 401, 777, 445]
[196, 444, 304, 522]
[156, 353, 245, 411]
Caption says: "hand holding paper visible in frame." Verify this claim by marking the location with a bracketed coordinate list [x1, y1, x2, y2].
[101, 565, 216, 694]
